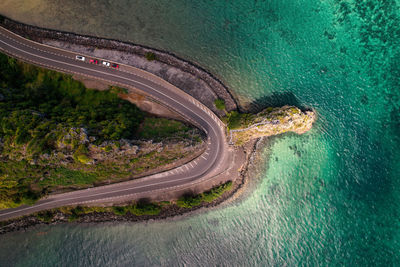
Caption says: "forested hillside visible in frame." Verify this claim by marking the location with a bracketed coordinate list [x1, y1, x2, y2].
[0, 53, 203, 209]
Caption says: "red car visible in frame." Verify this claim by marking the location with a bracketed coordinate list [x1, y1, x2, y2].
[89, 59, 99, 64]
[111, 63, 119, 69]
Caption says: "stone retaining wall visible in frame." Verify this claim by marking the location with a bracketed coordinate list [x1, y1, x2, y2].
[0, 15, 241, 116]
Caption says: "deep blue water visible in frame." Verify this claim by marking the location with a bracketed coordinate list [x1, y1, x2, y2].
[0, 0, 399, 266]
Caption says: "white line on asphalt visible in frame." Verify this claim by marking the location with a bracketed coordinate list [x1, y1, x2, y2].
[0, 31, 227, 219]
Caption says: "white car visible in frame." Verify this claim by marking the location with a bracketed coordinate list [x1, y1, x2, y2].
[76, 55, 85, 61]
[102, 61, 110, 67]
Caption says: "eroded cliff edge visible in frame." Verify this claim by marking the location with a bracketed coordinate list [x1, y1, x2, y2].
[226, 106, 316, 146]
[0, 15, 317, 232]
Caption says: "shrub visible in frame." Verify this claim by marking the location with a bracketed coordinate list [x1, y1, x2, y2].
[202, 181, 232, 203]
[68, 205, 85, 221]
[145, 52, 156, 61]
[112, 206, 127, 215]
[214, 99, 226, 110]
[177, 181, 233, 208]
[227, 111, 242, 129]
[35, 210, 54, 222]
[110, 86, 128, 94]
[176, 194, 203, 208]
[226, 111, 254, 130]
[128, 202, 161, 216]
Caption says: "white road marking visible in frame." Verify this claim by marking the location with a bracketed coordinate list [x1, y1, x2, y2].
[0, 29, 229, 219]
[201, 155, 207, 160]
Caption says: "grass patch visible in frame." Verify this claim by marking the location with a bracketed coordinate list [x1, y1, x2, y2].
[112, 206, 127, 215]
[138, 117, 190, 140]
[214, 98, 226, 110]
[145, 52, 156, 61]
[35, 210, 54, 222]
[40, 167, 98, 187]
[202, 181, 233, 203]
[176, 181, 233, 208]
[127, 202, 161, 216]
[110, 86, 128, 94]
[225, 111, 254, 130]
[56, 201, 162, 220]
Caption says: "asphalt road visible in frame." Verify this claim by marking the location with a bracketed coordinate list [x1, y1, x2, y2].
[0, 26, 230, 221]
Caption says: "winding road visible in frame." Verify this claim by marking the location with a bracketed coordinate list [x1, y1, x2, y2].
[0, 26, 232, 221]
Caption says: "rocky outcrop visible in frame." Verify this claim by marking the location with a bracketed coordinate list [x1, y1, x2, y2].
[229, 106, 316, 145]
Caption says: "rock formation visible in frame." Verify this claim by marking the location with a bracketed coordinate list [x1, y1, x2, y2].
[229, 106, 316, 145]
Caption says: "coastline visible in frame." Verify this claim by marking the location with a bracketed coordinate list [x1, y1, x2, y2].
[0, 138, 262, 235]
[0, 15, 267, 233]
[0, 14, 242, 115]
[0, 14, 315, 235]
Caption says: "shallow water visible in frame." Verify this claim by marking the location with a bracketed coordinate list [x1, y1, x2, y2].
[0, 0, 399, 266]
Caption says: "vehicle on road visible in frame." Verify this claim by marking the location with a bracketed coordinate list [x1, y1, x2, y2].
[89, 59, 99, 64]
[0, 26, 228, 221]
[76, 55, 85, 61]
[111, 63, 119, 69]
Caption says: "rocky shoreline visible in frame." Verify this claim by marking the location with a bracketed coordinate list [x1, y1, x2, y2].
[0, 139, 260, 235]
[0, 15, 264, 234]
[0, 17, 264, 234]
[0, 15, 241, 116]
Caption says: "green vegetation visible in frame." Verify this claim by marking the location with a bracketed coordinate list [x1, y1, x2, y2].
[110, 203, 160, 216]
[35, 210, 54, 222]
[138, 117, 192, 141]
[0, 182, 234, 226]
[0, 53, 143, 149]
[145, 52, 156, 61]
[0, 52, 143, 208]
[0, 53, 203, 210]
[128, 202, 161, 216]
[112, 206, 127, 215]
[50, 201, 162, 221]
[29, 181, 232, 221]
[176, 181, 233, 208]
[110, 86, 129, 94]
[224, 111, 254, 130]
[214, 98, 226, 110]
[228, 106, 316, 145]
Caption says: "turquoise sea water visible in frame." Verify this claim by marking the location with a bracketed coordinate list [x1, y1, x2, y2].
[0, 0, 399, 265]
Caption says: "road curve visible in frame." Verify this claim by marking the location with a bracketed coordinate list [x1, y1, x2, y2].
[0, 26, 231, 221]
